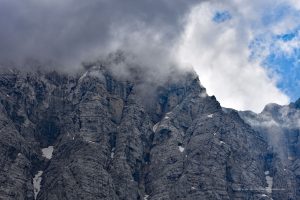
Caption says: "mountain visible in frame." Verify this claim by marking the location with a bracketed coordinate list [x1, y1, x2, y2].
[0, 65, 296, 200]
[240, 100, 300, 199]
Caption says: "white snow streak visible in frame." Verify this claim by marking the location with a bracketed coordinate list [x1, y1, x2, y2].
[207, 114, 213, 118]
[79, 71, 88, 81]
[111, 148, 115, 159]
[34, 146, 54, 199]
[33, 171, 43, 199]
[265, 171, 273, 194]
[152, 123, 159, 132]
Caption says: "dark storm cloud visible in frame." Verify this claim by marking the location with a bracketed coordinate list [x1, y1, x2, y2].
[0, 0, 203, 68]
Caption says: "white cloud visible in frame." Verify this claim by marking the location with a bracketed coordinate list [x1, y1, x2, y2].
[274, 39, 300, 57]
[2, 0, 299, 112]
[289, 0, 300, 10]
[175, 1, 293, 112]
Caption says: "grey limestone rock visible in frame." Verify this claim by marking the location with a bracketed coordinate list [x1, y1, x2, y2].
[239, 101, 300, 199]
[0, 65, 294, 200]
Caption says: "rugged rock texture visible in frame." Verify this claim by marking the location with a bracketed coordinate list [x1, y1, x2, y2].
[240, 101, 300, 199]
[0, 65, 294, 199]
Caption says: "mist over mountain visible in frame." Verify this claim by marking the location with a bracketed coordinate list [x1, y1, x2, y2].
[0, 0, 201, 69]
[0, 60, 299, 200]
[1, 0, 296, 112]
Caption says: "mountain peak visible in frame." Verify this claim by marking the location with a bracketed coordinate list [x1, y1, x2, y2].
[295, 98, 300, 108]
[289, 98, 300, 109]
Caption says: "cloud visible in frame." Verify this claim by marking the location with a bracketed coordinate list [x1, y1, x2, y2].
[0, 0, 299, 112]
[175, 1, 293, 112]
[0, 0, 200, 68]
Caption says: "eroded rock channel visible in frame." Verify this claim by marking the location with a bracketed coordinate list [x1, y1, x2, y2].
[33, 146, 54, 199]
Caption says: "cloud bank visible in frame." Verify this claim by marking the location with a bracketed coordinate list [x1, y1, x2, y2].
[1, 0, 300, 112]
[175, 1, 293, 112]
[0, 0, 199, 68]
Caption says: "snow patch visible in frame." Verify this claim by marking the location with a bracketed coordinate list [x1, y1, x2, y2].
[33, 171, 43, 199]
[191, 186, 196, 190]
[111, 148, 115, 159]
[42, 146, 54, 159]
[163, 112, 173, 120]
[220, 141, 225, 145]
[144, 194, 149, 200]
[153, 123, 159, 132]
[265, 171, 273, 194]
[79, 71, 88, 81]
[265, 171, 269, 175]
[207, 114, 213, 118]
[178, 146, 185, 152]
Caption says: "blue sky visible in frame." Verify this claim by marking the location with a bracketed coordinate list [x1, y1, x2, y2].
[254, 3, 300, 101]
[213, 11, 232, 23]
[214, 4, 300, 102]
[265, 41, 300, 101]
[177, 1, 300, 112]
[212, 2, 300, 104]
[254, 6, 300, 102]
[249, 28, 300, 101]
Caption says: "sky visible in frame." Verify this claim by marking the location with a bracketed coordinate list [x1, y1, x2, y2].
[0, 0, 300, 112]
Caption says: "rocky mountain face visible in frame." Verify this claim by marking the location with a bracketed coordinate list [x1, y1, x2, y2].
[240, 100, 300, 199]
[0, 65, 296, 200]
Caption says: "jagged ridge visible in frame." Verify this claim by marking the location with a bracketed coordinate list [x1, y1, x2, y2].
[0, 66, 294, 200]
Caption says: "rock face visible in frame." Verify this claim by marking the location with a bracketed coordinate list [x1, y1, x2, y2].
[240, 101, 300, 199]
[0, 65, 295, 199]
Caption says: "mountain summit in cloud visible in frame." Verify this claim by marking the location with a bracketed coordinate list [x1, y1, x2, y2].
[1, 0, 298, 111]
[0, 65, 298, 200]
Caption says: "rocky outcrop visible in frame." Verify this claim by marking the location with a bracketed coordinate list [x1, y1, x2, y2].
[0, 65, 293, 199]
[239, 101, 300, 199]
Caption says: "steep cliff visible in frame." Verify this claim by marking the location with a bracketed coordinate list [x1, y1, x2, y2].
[0, 65, 293, 199]
[240, 100, 300, 199]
